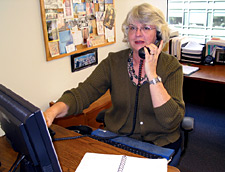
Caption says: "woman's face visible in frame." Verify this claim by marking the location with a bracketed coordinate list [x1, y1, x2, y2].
[127, 21, 157, 55]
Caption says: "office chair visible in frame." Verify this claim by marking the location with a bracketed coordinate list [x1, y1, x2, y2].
[96, 109, 194, 167]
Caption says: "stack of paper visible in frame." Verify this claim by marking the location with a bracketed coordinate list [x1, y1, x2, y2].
[181, 41, 204, 63]
[75, 152, 167, 172]
[182, 64, 200, 76]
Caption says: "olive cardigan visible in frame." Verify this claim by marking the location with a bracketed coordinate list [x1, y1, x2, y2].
[57, 48, 185, 146]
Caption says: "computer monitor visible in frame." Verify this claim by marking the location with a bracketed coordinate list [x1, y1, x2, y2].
[0, 84, 62, 172]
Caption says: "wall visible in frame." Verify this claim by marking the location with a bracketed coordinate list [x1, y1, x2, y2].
[0, 0, 166, 136]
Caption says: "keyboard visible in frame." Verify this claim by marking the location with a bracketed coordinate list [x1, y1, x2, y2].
[91, 129, 174, 161]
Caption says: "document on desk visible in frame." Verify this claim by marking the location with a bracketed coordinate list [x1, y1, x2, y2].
[75, 152, 167, 172]
[182, 64, 200, 76]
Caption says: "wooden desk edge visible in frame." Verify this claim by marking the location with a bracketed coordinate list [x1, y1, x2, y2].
[51, 125, 180, 172]
[182, 63, 225, 84]
[0, 125, 180, 172]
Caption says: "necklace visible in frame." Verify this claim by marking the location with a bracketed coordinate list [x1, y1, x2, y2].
[127, 51, 147, 85]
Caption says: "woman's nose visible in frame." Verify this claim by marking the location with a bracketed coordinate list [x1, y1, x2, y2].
[135, 28, 143, 36]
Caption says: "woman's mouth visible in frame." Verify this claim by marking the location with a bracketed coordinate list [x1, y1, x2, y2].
[135, 40, 145, 44]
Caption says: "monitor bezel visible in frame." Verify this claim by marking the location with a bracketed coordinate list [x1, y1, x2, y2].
[0, 84, 62, 172]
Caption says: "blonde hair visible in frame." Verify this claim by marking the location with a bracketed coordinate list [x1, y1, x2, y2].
[122, 3, 170, 46]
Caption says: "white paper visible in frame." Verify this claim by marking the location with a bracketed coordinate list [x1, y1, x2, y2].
[182, 65, 200, 75]
[105, 27, 114, 42]
[66, 44, 76, 53]
[0, 126, 5, 136]
[73, 0, 81, 3]
[71, 26, 83, 45]
[182, 41, 204, 51]
[75, 152, 167, 172]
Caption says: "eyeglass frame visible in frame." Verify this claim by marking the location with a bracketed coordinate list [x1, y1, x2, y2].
[127, 24, 156, 34]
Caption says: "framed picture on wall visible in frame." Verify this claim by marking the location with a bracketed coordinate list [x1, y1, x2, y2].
[71, 48, 98, 72]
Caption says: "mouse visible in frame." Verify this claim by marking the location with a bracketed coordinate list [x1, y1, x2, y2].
[66, 125, 93, 135]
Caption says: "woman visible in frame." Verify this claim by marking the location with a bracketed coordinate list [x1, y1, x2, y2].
[44, 3, 185, 152]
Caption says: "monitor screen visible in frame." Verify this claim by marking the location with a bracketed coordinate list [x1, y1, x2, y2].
[0, 84, 62, 172]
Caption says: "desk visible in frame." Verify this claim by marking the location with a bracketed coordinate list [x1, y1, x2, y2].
[183, 64, 225, 108]
[184, 64, 225, 84]
[0, 125, 180, 172]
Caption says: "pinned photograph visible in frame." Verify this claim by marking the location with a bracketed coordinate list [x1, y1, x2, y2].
[64, 0, 73, 18]
[48, 41, 60, 57]
[103, 5, 115, 30]
[47, 19, 59, 41]
[59, 30, 73, 54]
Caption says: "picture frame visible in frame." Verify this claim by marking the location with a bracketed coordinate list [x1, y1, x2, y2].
[215, 48, 225, 64]
[71, 48, 98, 72]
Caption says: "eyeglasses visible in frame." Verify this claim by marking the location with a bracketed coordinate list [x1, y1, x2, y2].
[127, 24, 156, 34]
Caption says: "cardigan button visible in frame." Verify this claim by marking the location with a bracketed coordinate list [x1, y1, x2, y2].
[140, 121, 144, 125]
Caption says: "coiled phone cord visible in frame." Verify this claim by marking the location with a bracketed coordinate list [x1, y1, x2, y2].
[127, 58, 144, 136]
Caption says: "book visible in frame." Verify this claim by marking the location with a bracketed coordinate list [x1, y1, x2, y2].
[170, 36, 189, 60]
[206, 39, 225, 57]
[182, 65, 200, 76]
[75, 152, 167, 172]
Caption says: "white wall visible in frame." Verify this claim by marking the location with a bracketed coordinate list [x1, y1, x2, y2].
[0, 0, 166, 136]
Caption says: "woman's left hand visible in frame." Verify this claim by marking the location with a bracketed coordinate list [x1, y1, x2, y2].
[144, 40, 164, 80]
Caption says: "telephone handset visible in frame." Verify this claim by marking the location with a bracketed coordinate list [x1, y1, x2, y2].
[138, 31, 162, 59]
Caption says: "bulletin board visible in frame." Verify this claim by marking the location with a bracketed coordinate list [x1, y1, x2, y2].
[39, 0, 116, 61]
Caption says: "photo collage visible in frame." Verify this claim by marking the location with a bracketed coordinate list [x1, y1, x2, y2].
[43, 0, 115, 58]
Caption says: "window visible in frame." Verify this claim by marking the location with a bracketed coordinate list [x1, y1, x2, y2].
[167, 0, 225, 43]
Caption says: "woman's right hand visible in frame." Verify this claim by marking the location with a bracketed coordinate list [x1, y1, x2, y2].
[144, 40, 164, 81]
[43, 102, 69, 127]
